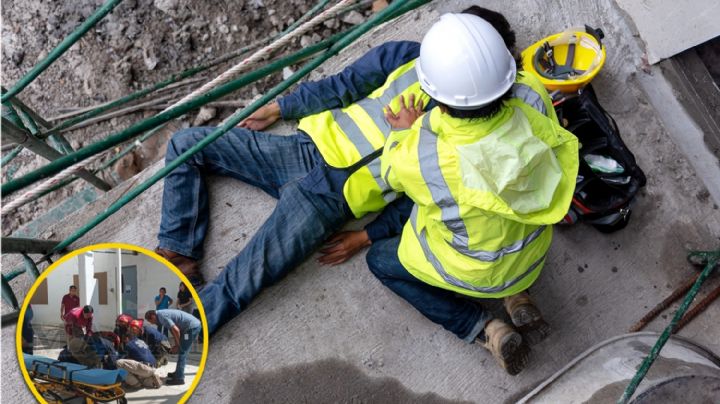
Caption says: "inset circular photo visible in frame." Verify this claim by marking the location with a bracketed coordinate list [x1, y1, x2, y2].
[16, 243, 208, 404]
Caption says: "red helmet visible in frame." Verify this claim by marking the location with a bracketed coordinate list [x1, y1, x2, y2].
[116, 314, 133, 327]
[129, 319, 144, 334]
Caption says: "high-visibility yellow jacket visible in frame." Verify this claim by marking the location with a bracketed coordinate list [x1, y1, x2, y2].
[381, 98, 579, 298]
[298, 59, 430, 218]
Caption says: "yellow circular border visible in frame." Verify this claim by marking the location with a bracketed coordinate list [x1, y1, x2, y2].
[15, 242, 209, 404]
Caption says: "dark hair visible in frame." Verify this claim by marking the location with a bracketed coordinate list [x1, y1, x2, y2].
[69, 285, 77, 290]
[144, 310, 156, 320]
[82, 305, 93, 313]
[160, 287, 166, 293]
[461, 6, 522, 69]
[179, 283, 186, 291]
[440, 87, 513, 120]
[461, 6, 516, 52]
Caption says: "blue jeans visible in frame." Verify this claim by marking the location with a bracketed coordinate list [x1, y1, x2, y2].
[174, 325, 201, 380]
[366, 236, 492, 342]
[158, 128, 351, 334]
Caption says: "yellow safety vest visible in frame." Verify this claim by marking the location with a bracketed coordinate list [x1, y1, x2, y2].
[382, 101, 579, 298]
[298, 60, 430, 218]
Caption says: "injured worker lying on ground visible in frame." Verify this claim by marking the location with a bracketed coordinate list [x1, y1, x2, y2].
[154, 5, 578, 375]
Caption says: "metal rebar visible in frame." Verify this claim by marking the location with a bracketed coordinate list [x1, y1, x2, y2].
[627, 272, 701, 332]
[2, 117, 111, 191]
[1, 33, 341, 197]
[47, 0, 431, 255]
[618, 250, 720, 403]
[1, 0, 124, 103]
[673, 283, 720, 332]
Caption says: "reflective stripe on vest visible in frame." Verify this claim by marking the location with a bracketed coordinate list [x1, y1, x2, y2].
[416, 114, 548, 262]
[511, 83, 547, 116]
[330, 68, 420, 202]
[409, 205, 547, 293]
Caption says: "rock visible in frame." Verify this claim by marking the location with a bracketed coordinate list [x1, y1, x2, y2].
[323, 18, 340, 29]
[300, 35, 312, 48]
[193, 106, 217, 126]
[282, 67, 294, 80]
[11, 50, 25, 66]
[153, 0, 184, 18]
[372, 0, 389, 13]
[143, 47, 159, 70]
[249, 0, 265, 8]
[340, 10, 365, 25]
[218, 24, 229, 34]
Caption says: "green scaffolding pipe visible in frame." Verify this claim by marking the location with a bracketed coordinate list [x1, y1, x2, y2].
[3, 267, 27, 282]
[49, 0, 431, 255]
[618, 250, 720, 403]
[1, 0, 124, 103]
[42, 0, 333, 136]
[1, 145, 23, 166]
[1, 36, 339, 197]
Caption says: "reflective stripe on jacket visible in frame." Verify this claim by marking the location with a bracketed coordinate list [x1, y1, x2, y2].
[382, 101, 579, 298]
[298, 60, 430, 218]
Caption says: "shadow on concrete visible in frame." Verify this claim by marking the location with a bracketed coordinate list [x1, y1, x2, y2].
[231, 358, 472, 404]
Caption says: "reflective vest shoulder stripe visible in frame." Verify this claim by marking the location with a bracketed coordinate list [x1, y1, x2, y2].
[416, 113, 548, 262]
[512, 82, 547, 116]
[410, 205, 547, 293]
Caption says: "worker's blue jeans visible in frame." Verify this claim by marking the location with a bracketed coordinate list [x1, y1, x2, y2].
[174, 325, 201, 380]
[366, 236, 492, 343]
[158, 127, 351, 334]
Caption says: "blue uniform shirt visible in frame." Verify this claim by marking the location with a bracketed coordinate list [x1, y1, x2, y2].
[156, 309, 201, 332]
[125, 337, 156, 367]
[142, 323, 168, 348]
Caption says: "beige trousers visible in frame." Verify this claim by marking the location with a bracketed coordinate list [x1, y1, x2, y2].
[116, 359, 161, 389]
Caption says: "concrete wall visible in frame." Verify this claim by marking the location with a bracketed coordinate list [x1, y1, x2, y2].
[30, 250, 186, 331]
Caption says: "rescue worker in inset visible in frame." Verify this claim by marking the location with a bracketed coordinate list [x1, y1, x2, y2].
[116, 333, 162, 389]
[369, 13, 579, 374]
[114, 313, 134, 352]
[64, 305, 101, 367]
[129, 318, 171, 366]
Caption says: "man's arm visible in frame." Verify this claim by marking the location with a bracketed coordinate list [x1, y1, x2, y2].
[169, 325, 181, 353]
[317, 196, 413, 265]
[278, 41, 421, 120]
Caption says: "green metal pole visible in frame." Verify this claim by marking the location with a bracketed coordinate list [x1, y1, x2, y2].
[1, 35, 339, 197]
[618, 251, 720, 403]
[0, 146, 23, 166]
[49, 0, 430, 254]
[1, 0, 124, 103]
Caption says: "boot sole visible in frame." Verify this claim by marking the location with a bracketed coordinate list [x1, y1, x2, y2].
[497, 331, 529, 376]
[511, 305, 551, 346]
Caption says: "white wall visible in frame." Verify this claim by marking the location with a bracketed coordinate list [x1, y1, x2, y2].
[30, 250, 189, 331]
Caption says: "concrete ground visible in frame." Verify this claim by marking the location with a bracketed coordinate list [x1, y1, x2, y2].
[3, 0, 720, 403]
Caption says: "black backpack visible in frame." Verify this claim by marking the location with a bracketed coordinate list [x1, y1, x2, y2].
[555, 84, 646, 232]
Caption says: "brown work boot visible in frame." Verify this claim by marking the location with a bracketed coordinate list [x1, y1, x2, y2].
[504, 292, 550, 346]
[154, 247, 205, 288]
[481, 319, 529, 376]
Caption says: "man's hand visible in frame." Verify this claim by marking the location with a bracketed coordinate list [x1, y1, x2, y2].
[318, 230, 371, 266]
[385, 94, 424, 130]
[170, 344, 179, 354]
[238, 101, 281, 131]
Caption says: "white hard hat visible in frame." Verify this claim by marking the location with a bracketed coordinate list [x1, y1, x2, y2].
[416, 13, 517, 109]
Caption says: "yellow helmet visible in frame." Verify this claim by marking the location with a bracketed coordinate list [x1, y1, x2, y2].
[522, 26, 606, 92]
